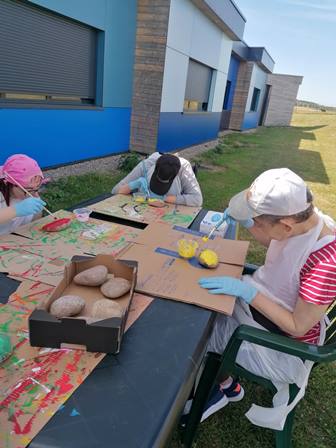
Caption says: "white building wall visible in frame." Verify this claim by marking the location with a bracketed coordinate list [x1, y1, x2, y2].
[160, 0, 233, 113]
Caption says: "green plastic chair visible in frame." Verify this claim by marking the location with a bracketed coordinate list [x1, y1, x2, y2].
[181, 273, 336, 447]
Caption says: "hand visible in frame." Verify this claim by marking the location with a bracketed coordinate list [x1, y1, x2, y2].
[149, 191, 166, 201]
[223, 208, 254, 229]
[128, 177, 149, 195]
[165, 195, 176, 204]
[14, 197, 46, 217]
[198, 276, 258, 304]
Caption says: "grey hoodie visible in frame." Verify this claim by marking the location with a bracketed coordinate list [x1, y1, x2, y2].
[112, 153, 203, 207]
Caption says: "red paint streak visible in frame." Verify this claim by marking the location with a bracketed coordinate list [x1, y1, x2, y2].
[41, 218, 71, 232]
[11, 388, 55, 435]
[55, 373, 73, 395]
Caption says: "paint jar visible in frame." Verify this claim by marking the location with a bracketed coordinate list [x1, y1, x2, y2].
[73, 208, 92, 222]
[133, 192, 147, 203]
[177, 239, 199, 259]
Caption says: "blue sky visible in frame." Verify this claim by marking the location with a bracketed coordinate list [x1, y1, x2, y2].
[235, 0, 336, 106]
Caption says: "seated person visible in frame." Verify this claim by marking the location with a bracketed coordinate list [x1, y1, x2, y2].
[195, 168, 336, 426]
[0, 154, 46, 235]
[112, 153, 202, 207]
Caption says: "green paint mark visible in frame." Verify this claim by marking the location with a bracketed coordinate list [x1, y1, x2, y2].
[27, 385, 39, 395]
[0, 321, 11, 332]
[162, 213, 194, 225]
[23, 396, 35, 408]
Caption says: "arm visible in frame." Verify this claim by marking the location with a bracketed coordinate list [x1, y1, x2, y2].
[0, 206, 16, 224]
[252, 294, 328, 337]
[175, 161, 203, 207]
[111, 162, 145, 195]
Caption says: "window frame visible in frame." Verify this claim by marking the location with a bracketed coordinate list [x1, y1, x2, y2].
[250, 87, 261, 112]
[184, 59, 213, 113]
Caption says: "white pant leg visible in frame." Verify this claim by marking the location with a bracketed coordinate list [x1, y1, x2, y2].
[207, 312, 306, 385]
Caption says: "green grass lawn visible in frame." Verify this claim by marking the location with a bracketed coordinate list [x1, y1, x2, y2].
[42, 112, 336, 447]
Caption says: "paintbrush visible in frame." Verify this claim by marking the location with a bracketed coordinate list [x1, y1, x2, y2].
[202, 225, 218, 242]
[201, 215, 227, 242]
[4, 170, 57, 219]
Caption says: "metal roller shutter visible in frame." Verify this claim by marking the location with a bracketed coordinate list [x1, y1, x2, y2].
[0, 0, 97, 102]
[185, 59, 212, 103]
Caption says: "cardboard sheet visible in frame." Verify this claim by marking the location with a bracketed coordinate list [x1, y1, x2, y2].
[0, 276, 153, 448]
[89, 194, 201, 227]
[119, 243, 245, 315]
[133, 223, 249, 265]
[14, 210, 141, 257]
[0, 246, 71, 286]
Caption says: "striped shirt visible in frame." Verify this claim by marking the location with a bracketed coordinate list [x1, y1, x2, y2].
[297, 239, 336, 344]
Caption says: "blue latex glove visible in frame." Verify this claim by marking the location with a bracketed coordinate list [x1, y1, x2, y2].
[14, 197, 46, 217]
[198, 276, 258, 304]
[128, 177, 149, 195]
[223, 208, 254, 229]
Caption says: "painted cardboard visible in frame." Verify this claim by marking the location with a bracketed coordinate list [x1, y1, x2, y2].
[0, 245, 72, 286]
[132, 223, 249, 266]
[119, 243, 246, 315]
[89, 194, 201, 227]
[13, 210, 141, 257]
[29, 255, 137, 353]
[1, 273, 152, 448]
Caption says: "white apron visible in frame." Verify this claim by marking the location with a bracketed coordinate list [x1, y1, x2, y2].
[208, 211, 335, 430]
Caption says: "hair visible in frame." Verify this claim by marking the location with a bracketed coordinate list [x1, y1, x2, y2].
[0, 180, 12, 206]
[258, 188, 314, 224]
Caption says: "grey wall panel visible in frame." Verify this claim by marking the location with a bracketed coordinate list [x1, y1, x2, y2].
[0, 0, 97, 98]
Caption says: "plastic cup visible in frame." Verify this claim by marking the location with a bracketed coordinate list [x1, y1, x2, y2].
[73, 208, 92, 222]
[177, 239, 199, 259]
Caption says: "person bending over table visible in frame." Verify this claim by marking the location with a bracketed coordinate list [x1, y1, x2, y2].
[193, 168, 336, 428]
[0, 154, 46, 236]
[112, 153, 202, 207]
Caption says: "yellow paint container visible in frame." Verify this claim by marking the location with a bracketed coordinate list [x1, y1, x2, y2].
[178, 239, 199, 259]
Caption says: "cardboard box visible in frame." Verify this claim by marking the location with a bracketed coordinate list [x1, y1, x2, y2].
[29, 255, 137, 354]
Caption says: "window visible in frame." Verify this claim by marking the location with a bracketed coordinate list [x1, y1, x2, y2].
[223, 80, 232, 110]
[250, 87, 261, 112]
[184, 59, 212, 112]
[0, 0, 97, 106]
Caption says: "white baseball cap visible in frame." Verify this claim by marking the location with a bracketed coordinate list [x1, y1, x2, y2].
[228, 168, 311, 220]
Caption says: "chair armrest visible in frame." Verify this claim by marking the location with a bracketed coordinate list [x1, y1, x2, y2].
[233, 325, 336, 363]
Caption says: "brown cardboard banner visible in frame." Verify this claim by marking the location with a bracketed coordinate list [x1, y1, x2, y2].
[13, 210, 141, 257]
[0, 274, 152, 448]
[133, 223, 249, 265]
[89, 194, 201, 227]
[119, 243, 246, 316]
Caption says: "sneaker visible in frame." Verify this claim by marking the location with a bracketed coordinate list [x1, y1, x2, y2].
[224, 380, 245, 403]
[200, 380, 244, 422]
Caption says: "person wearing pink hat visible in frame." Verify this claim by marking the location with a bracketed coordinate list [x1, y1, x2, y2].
[0, 154, 46, 235]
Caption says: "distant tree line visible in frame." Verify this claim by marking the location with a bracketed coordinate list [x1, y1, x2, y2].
[296, 99, 336, 112]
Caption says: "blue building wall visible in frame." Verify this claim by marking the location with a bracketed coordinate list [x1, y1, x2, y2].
[157, 112, 221, 152]
[242, 64, 268, 130]
[225, 54, 240, 111]
[0, 0, 137, 167]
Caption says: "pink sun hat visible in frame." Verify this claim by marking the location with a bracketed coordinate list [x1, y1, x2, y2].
[0, 154, 45, 188]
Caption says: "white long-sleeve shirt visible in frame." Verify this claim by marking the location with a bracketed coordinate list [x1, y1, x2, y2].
[0, 192, 34, 235]
[112, 153, 203, 207]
